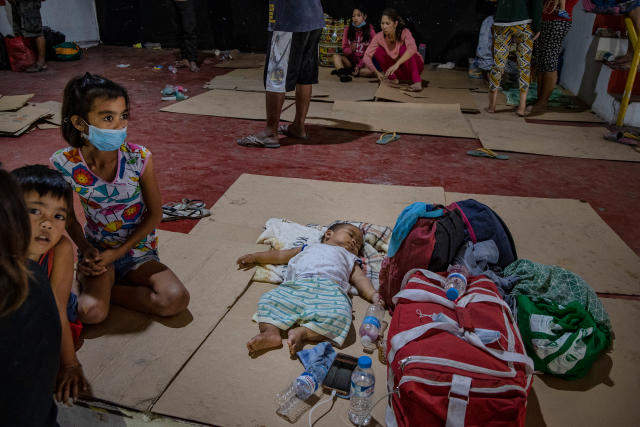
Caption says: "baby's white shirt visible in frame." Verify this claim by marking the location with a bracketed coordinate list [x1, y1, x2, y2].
[284, 243, 360, 292]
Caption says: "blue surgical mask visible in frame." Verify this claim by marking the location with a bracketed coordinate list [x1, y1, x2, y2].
[82, 123, 127, 151]
[354, 20, 366, 28]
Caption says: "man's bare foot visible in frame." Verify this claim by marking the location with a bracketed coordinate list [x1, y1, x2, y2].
[175, 59, 189, 68]
[484, 107, 496, 113]
[278, 124, 308, 140]
[247, 330, 282, 353]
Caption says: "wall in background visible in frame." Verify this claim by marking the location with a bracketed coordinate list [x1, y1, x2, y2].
[0, 0, 99, 46]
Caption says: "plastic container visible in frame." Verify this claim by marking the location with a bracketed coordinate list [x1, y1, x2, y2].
[359, 303, 385, 352]
[418, 43, 427, 63]
[444, 264, 469, 301]
[348, 356, 375, 426]
[275, 372, 317, 422]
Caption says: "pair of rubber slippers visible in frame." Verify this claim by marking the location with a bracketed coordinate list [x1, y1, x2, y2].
[162, 199, 211, 222]
[467, 148, 509, 160]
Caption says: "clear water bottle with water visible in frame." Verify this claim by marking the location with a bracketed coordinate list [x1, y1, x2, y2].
[348, 356, 375, 426]
[359, 304, 385, 352]
[275, 372, 317, 422]
[444, 264, 469, 301]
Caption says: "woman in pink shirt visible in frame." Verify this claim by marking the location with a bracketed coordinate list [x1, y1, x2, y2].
[363, 8, 424, 91]
[332, 7, 377, 82]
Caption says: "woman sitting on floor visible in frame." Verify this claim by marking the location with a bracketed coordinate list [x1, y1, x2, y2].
[362, 8, 424, 91]
[331, 6, 377, 82]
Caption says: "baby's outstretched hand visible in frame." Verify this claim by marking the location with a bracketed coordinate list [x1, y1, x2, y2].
[237, 254, 257, 270]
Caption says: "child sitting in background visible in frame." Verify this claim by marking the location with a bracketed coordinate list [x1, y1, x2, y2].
[51, 73, 189, 325]
[11, 165, 90, 404]
[332, 6, 377, 82]
[237, 223, 382, 355]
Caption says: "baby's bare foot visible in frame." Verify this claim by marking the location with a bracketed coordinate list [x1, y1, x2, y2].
[247, 331, 282, 353]
[287, 327, 308, 356]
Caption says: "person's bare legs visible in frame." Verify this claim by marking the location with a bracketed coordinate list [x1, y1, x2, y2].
[34, 35, 46, 68]
[77, 266, 116, 324]
[486, 89, 498, 113]
[284, 84, 312, 139]
[613, 7, 640, 66]
[110, 260, 190, 317]
[517, 90, 528, 116]
[287, 326, 324, 356]
[527, 70, 556, 114]
[251, 91, 286, 143]
[332, 55, 352, 71]
[357, 67, 374, 77]
[247, 322, 283, 353]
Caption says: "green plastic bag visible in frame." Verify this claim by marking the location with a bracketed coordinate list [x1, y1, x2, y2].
[54, 42, 81, 61]
[516, 295, 611, 379]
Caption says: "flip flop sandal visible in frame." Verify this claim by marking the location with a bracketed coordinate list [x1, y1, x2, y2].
[181, 198, 206, 209]
[236, 134, 280, 148]
[278, 124, 309, 140]
[161, 206, 211, 222]
[376, 131, 400, 145]
[467, 148, 509, 160]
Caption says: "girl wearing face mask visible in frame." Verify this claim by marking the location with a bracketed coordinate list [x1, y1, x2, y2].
[331, 6, 377, 82]
[363, 8, 424, 92]
[50, 73, 189, 325]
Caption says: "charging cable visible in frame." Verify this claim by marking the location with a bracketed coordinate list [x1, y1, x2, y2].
[308, 390, 336, 427]
[307, 389, 400, 427]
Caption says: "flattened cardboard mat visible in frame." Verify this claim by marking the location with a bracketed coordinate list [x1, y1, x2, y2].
[469, 118, 640, 162]
[153, 282, 390, 426]
[204, 66, 379, 102]
[375, 82, 480, 112]
[151, 175, 638, 425]
[77, 230, 261, 410]
[159, 89, 293, 120]
[281, 100, 476, 138]
[527, 298, 640, 426]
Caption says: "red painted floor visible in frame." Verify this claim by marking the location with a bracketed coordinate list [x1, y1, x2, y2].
[1, 46, 639, 256]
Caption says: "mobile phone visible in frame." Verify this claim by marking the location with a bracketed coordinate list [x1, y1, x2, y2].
[322, 353, 358, 396]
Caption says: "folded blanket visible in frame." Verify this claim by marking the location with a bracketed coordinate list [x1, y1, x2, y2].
[253, 218, 391, 292]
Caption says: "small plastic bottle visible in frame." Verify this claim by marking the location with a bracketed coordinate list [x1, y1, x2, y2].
[418, 43, 427, 63]
[444, 264, 469, 301]
[359, 303, 385, 352]
[348, 356, 375, 426]
[275, 372, 317, 422]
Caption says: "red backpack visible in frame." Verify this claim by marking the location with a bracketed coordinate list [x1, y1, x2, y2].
[385, 269, 533, 427]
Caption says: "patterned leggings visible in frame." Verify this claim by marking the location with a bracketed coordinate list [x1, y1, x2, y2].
[489, 24, 534, 93]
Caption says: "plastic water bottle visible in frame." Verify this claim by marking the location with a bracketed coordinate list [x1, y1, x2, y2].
[275, 372, 318, 422]
[359, 303, 385, 352]
[444, 264, 469, 301]
[418, 43, 427, 63]
[348, 356, 375, 426]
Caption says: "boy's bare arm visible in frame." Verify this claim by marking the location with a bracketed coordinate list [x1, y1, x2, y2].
[237, 247, 302, 269]
[350, 264, 383, 305]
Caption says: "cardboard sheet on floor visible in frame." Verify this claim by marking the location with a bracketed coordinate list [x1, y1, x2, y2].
[445, 193, 640, 295]
[527, 108, 604, 123]
[0, 93, 34, 111]
[152, 281, 390, 426]
[204, 67, 378, 102]
[526, 298, 640, 426]
[469, 118, 640, 162]
[280, 100, 476, 138]
[189, 174, 445, 238]
[77, 230, 261, 410]
[375, 82, 480, 111]
[0, 104, 52, 136]
[421, 69, 487, 89]
[159, 89, 293, 120]
[213, 52, 265, 68]
[33, 100, 62, 125]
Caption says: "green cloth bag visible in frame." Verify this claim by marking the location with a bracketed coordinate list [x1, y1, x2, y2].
[516, 295, 611, 379]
